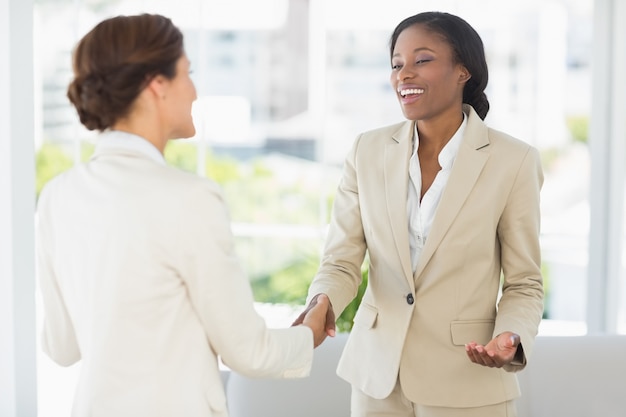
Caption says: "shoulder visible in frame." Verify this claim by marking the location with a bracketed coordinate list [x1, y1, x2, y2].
[465, 105, 538, 158]
[161, 164, 219, 189]
[486, 127, 541, 168]
[483, 127, 543, 184]
[487, 127, 536, 154]
[37, 165, 83, 210]
[159, 165, 226, 205]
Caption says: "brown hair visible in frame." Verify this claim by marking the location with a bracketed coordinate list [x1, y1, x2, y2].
[67, 14, 184, 131]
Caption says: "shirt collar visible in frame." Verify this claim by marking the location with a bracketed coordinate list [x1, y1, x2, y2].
[413, 111, 467, 170]
[95, 130, 166, 165]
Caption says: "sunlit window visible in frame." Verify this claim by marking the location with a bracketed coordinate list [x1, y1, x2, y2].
[33, 0, 601, 414]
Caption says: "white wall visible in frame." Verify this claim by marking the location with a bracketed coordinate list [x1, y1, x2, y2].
[0, 0, 37, 416]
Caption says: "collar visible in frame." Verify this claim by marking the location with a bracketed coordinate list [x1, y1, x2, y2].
[413, 111, 467, 170]
[94, 130, 166, 165]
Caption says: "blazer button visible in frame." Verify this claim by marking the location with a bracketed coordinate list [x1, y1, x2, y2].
[406, 293, 414, 305]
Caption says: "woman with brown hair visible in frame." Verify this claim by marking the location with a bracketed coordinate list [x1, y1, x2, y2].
[37, 13, 328, 417]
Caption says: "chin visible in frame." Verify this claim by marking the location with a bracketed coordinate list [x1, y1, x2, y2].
[399, 106, 417, 121]
[401, 110, 418, 121]
[185, 127, 197, 138]
[402, 109, 430, 122]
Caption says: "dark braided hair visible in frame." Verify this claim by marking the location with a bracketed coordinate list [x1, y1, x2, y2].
[389, 11, 490, 120]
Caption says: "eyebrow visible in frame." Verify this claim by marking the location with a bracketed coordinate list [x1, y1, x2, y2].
[392, 47, 435, 58]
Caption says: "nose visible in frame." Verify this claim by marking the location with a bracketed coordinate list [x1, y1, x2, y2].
[396, 65, 414, 81]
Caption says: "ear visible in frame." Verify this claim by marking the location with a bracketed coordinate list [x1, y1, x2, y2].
[146, 74, 169, 99]
[458, 66, 472, 84]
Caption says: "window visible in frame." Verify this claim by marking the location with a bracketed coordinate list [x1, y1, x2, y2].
[28, 0, 623, 415]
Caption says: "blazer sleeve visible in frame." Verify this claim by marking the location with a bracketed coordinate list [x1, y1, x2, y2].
[306, 134, 368, 317]
[37, 185, 81, 366]
[494, 145, 545, 371]
[177, 180, 314, 379]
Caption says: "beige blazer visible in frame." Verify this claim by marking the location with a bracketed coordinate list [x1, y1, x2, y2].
[37, 137, 313, 417]
[308, 105, 544, 407]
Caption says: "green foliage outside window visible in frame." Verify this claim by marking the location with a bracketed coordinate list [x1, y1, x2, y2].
[565, 115, 589, 144]
[164, 140, 243, 184]
[35, 143, 73, 196]
[250, 251, 319, 304]
[336, 268, 368, 333]
[163, 140, 198, 173]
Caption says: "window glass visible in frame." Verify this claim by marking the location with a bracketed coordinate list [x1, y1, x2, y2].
[34, 0, 595, 414]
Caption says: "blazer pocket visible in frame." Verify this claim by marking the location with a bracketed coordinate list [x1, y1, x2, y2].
[353, 302, 378, 329]
[450, 319, 495, 346]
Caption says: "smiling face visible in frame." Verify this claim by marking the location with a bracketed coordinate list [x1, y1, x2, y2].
[390, 23, 470, 122]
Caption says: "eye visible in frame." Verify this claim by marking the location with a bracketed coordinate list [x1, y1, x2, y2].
[416, 59, 432, 65]
[391, 63, 402, 70]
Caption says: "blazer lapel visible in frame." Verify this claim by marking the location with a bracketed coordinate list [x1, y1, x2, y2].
[384, 121, 415, 286]
[414, 106, 491, 280]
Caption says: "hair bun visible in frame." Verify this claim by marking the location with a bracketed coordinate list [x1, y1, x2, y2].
[80, 73, 107, 100]
[67, 72, 113, 131]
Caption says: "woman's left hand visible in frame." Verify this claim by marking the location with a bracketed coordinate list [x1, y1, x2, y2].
[464, 332, 521, 368]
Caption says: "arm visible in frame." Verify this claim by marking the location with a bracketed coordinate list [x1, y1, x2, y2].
[178, 181, 324, 378]
[306, 135, 368, 317]
[466, 146, 544, 370]
[293, 136, 369, 338]
[37, 189, 81, 366]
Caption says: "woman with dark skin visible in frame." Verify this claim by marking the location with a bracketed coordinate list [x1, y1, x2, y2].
[294, 11, 543, 417]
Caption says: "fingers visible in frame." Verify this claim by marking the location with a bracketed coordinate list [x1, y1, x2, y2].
[290, 312, 306, 327]
[302, 294, 334, 347]
[465, 342, 500, 368]
[290, 293, 323, 327]
[325, 297, 336, 337]
[465, 332, 521, 368]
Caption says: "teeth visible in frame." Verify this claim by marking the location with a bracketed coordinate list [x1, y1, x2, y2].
[399, 88, 424, 97]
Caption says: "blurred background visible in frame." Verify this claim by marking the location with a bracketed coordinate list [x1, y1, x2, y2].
[9, 0, 625, 414]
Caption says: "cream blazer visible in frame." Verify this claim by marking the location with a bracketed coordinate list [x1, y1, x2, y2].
[308, 105, 544, 407]
[37, 135, 313, 417]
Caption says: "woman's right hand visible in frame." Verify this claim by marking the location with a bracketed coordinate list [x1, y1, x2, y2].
[294, 294, 336, 347]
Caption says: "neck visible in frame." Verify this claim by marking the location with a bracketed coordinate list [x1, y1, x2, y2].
[112, 117, 167, 154]
[415, 108, 464, 151]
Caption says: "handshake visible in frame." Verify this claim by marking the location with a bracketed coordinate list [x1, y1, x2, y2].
[291, 294, 336, 348]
